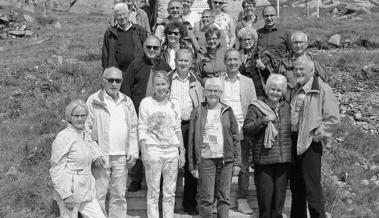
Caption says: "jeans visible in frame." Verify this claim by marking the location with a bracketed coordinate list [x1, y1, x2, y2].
[145, 147, 179, 218]
[290, 138, 326, 218]
[198, 158, 233, 218]
[238, 140, 250, 199]
[181, 121, 198, 209]
[92, 155, 128, 218]
[56, 198, 106, 218]
[254, 163, 290, 218]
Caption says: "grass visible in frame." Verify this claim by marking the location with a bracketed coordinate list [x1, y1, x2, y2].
[1, 4, 379, 218]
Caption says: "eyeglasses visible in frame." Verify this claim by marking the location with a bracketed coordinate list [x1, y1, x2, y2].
[213, 1, 224, 5]
[205, 89, 221, 93]
[242, 38, 254, 42]
[167, 31, 180, 36]
[71, 114, 86, 119]
[145, 45, 160, 50]
[169, 6, 181, 10]
[105, 78, 123, 84]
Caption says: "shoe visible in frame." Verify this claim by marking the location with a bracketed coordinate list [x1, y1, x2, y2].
[128, 182, 142, 192]
[183, 207, 199, 215]
[237, 199, 253, 214]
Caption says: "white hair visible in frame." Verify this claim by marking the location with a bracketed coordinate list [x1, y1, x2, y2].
[114, 3, 129, 14]
[265, 74, 287, 96]
[291, 31, 308, 43]
[204, 77, 224, 91]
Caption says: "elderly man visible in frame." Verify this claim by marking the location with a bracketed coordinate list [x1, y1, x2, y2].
[289, 57, 339, 218]
[86, 67, 139, 218]
[102, 3, 148, 72]
[121, 35, 172, 192]
[167, 49, 203, 215]
[257, 5, 291, 73]
[279, 31, 328, 88]
[222, 49, 257, 214]
[124, 0, 151, 32]
[154, 0, 199, 51]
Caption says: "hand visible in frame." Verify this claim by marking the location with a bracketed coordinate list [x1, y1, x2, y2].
[126, 155, 136, 169]
[256, 58, 266, 70]
[191, 170, 199, 179]
[262, 114, 276, 123]
[233, 166, 241, 176]
[313, 128, 325, 142]
[179, 153, 185, 168]
[94, 156, 105, 168]
[64, 196, 75, 210]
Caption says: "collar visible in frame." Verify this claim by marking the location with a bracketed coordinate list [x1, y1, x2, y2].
[172, 70, 190, 82]
[298, 77, 314, 93]
[129, 4, 138, 12]
[103, 89, 124, 104]
[67, 123, 84, 135]
[117, 22, 132, 31]
[263, 24, 278, 32]
[225, 72, 241, 81]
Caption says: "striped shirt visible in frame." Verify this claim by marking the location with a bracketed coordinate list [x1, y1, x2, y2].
[170, 71, 193, 121]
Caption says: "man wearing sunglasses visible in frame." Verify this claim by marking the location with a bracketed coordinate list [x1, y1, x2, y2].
[102, 3, 148, 73]
[86, 67, 139, 218]
[120, 35, 172, 192]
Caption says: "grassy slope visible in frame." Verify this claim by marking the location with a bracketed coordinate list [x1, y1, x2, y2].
[0, 3, 379, 218]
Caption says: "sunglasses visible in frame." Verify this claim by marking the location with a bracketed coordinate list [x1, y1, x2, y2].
[105, 78, 122, 84]
[213, 1, 224, 5]
[145, 45, 160, 50]
[167, 31, 180, 36]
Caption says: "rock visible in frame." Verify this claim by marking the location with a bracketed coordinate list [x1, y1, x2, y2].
[311, 12, 318, 17]
[370, 165, 379, 171]
[54, 22, 61, 29]
[354, 112, 363, 120]
[23, 14, 35, 23]
[24, 30, 33, 36]
[328, 34, 341, 47]
[20, 24, 27, 31]
[8, 30, 25, 36]
[369, 175, 378, 182]
[333, 7, 339, 14]
[346, 199, 353, 204]
[361, 179, 369, 186]
[5, 165, 18, 180]
[375, 180, 379, 186]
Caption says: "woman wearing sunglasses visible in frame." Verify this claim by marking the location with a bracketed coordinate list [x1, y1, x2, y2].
[162, 22, 194, 69]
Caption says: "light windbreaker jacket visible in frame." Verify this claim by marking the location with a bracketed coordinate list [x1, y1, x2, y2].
[290, 77, 340, 155]
[50, 124, 101, 203]
[85, 90, 139, 166]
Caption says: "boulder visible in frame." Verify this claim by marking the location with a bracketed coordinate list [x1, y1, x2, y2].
[25, 30, 33, 36]
[23, 14, 35, 23]
[54, 21, 62, 29]
[328, 34, 341, 47]
[9, 30, 25, 36]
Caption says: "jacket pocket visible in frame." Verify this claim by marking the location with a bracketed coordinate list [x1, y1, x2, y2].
[72, 174, 91, 203]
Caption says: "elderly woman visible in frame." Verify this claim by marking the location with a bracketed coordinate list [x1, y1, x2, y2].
[138, 70, 185, 218]
[238, 27, 270, 98]
[49, 99, 106, 218]
[196, 26, 227, 84]
[188, 77, 240, 218]
[208, 0, 236, 48]
[243, 74, 292, 218]
[162, 22, 193, 69]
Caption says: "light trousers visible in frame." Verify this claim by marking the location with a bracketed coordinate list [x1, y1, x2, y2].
[56, 198, 106, 218]
[145, 146, 179, 218]
[92, 155, 128, 218]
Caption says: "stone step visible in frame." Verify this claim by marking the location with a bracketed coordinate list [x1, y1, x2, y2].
[127, 185, 292, 211]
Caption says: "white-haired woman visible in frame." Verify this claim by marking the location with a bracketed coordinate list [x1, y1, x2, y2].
[188, 77, 240, 218]
[243, 74, 293, 218]
[138, 70, 185, 218]
[50, 99, 106, 218]
[238, 26, 270, 98]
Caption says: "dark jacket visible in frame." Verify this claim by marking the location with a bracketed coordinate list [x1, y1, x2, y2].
[101, 25, 147, 71]
[243, 98, 292, 165]
[188, 102, 241, 171]
[120, 55, 172, 113]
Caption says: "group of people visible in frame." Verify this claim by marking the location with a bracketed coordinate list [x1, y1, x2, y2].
[49, 1, 340, 218]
